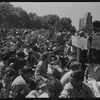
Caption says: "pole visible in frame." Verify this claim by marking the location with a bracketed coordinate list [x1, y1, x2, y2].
[77, 47, 80, 62]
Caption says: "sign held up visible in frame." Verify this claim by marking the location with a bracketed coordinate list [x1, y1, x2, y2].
[72, 35, 88, 50]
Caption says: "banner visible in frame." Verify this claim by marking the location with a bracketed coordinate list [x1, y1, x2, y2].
[91, 34, 100, 50]
[72, 35, 88, 50]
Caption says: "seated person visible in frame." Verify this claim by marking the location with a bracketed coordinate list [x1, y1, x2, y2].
[1, 68, 16, 98]
[26, 83, 49, 98]
[84, 58, 100, 97]
[85, 58, 100, 81]
[60, 61, 82, 87]
[11, 67, 35, 98]
[59, 70, 95, 98]
[47, 54, 64, 79]
[38, 83, 49, 98]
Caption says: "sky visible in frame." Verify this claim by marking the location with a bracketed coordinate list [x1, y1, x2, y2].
[10, 2, 100, 30]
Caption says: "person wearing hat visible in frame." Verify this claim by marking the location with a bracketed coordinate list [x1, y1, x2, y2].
[59, 70, 95, 98]
[11, 67, 35, 98]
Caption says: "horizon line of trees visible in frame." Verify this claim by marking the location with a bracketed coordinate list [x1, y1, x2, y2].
[1, 2, 100, 35]
[0, 2, 76, 34]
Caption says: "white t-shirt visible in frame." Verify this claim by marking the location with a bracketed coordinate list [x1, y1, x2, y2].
[11, 75, 27, 88]
[38, 93, 49, 98]
[60, 70, 73, 87]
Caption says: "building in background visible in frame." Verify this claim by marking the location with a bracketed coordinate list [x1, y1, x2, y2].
[79, 12, 93, 33]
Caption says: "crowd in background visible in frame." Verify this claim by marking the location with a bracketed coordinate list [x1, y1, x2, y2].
[0, 28, 100, 98]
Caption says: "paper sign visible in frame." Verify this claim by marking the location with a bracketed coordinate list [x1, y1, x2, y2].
[72, 35, 87, 50]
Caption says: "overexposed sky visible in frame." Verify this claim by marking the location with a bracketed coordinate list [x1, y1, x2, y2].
[10, 2, 100, 30]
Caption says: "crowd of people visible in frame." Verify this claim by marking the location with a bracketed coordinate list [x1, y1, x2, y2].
[0, 28, 100, 98]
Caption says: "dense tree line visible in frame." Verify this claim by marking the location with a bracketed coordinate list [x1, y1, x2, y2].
[0, 2, 76, 34]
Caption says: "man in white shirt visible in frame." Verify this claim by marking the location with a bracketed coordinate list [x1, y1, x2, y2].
[11, 67, 34, 98]
[60, 61, 82, 87]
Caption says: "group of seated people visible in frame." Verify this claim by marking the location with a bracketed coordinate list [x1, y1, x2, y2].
[0, 42, 100, 98]
[0, 29, 100, 98]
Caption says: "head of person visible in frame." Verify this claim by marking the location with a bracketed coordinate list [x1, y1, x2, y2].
[28, 53, 38, 66]
[24, 30, 28, 35]
[52, 68, 61, 80]
[16, 50, 25, 61]
[41, 52, 49, 60]
[39, 83, 48, 94]
[70, 70, 84, 88]
[21, 67, 35, 83]
[88, 57, 99, 66]
[79, 31, 85, 37]
[25, 43, 30, 49]
[50, 54, 57, 62]
[9, 50, 16, 59]
[69, 61, 82, 71]
[70, 52, 77, 60]
[63, 56, 69, 65]
[3, 68, 16, 85]
[47, 77, 62, 98]
[1, 52, 9, 62]
[32, 45, 38, 52]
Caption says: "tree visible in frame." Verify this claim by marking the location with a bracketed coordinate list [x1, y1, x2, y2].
[0, 2, 15, 28]
[55, 20, 63, 32]
[28, 13, 43, 29]
[60, 17, 72, 31]
[70, 26, 76, 35]
[0, 2, 31, 28]
[42, 14, 60, 30]
[0, 2, 76, 33]
[14, 7, 31, 28]
[55, 17, 72, 32]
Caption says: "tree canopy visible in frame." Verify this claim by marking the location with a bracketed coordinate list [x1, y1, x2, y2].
[0, 2, 76, 34]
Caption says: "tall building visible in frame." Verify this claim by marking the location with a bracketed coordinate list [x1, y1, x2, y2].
[79, 12, 93, 33]
[79, 18, 84, 30]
